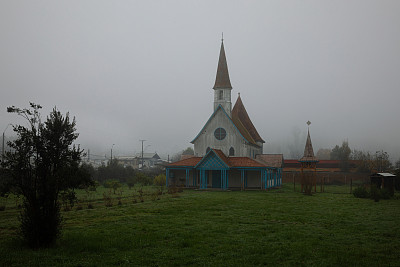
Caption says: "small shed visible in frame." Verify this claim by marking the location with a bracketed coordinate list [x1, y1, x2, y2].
[370, 173, 396, 194]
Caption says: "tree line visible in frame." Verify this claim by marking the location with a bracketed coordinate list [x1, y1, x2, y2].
[317, 141, 399, 173]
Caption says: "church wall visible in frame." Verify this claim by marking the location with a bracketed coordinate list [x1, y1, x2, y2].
[193, 108, 249, 157]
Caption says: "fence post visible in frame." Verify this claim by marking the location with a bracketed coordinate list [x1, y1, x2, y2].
[350, 178, 353, 194]
[320, 177, 322, 192]
[293, 172, 295, 192]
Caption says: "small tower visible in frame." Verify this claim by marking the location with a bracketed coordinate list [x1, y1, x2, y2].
[213, 37, 232, 116]
[299, 121, 319, 194]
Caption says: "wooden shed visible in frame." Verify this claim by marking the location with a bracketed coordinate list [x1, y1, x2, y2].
[370, 173, 396, 195]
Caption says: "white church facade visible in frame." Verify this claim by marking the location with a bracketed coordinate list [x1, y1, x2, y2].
[166, 40, 283, 190]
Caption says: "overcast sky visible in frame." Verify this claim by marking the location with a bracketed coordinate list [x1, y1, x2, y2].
[1, 1, 399, 161]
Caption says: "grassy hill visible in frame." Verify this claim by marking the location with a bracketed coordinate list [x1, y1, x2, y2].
[1, 184, 399, 266]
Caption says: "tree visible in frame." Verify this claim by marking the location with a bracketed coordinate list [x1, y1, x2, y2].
[0, 103, 92, 248]
[316, 148, 331, 160]
[182, 147, 194, 155]
[330, 141, 351, 172]
[351, 150, 393, 173]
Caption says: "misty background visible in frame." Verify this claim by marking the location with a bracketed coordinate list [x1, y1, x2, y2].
[1, 1, 399, 161]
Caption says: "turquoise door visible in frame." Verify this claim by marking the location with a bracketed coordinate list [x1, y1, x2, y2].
[212, 170, 221, 188]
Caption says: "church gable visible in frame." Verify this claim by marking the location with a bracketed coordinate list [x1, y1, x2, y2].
[191, 105, 249, 146]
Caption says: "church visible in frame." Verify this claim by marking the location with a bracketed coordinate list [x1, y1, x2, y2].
[166, 40, 283, 190]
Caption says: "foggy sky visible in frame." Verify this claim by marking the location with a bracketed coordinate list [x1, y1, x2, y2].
[1, 1, 400, 161]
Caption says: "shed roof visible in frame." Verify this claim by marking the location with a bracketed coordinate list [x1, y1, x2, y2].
[374, 173, 396, 177]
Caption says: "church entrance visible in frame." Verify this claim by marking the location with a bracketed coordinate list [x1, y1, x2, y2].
[212, 170, 221, 188]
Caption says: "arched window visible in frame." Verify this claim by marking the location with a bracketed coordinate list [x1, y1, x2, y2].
[218, 90, 223, 100]
[229, 147, 235, 156]
[206, 147, 211, 154]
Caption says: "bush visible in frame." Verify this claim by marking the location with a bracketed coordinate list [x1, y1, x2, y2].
[370, 186, 380, 202]
[353, 186, 369, 199]
[103, 190, 113, 207]
[126, 177, 135, 189]
[379, 188, 393, 200]
[154, 174, 166, 186]
[103, 180, 121, 194]
[135, 173, 152, 186]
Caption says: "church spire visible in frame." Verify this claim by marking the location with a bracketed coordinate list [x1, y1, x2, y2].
[300, 121, 318, 161]
[213, 38, 232, 89]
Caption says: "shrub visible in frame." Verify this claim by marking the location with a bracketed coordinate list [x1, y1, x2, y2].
[135, 173, 152, 186]
[370, 186, 380, 202]
[60, 190, 77, 211]
[379, 188, 393, 200]
[103, 190, 113, 207]
[353, 186, 369, 199]
[126, 177, 135, 189]
[154, 174, 166, 186]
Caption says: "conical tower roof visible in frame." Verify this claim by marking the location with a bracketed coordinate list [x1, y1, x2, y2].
[300, 128, 318, 162]
[213, 40, 232, 89]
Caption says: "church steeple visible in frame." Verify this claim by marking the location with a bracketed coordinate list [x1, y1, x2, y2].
[213, 39, 232, 90]
[213, 37, 232, 116]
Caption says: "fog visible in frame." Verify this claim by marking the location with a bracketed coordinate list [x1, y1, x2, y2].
[1, 1, 399, 161]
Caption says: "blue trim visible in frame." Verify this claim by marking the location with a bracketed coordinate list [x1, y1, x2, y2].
[190, 104, 250, 144]
[194, 149, 229, 169]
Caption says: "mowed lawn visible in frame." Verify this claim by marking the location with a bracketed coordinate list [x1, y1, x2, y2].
[0, 184, 399, 266]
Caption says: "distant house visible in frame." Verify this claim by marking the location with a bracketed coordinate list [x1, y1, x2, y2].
[116, 156, 139, 169]
[135, 152, 162, 168]
[114, 153, 162, 169]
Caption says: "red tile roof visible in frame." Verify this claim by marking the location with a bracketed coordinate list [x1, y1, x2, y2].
[229, 157, 267, 168]
[168, 149, 268, 168]
[168, 157, 202, 167]
[256, 154, 284, 168]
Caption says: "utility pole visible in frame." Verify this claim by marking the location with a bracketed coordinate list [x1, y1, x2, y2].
[139, 140, 146, 170]
[111, 144, 115, 162]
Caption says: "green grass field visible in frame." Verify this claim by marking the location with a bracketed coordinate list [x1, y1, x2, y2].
[0, 184, 399, 266]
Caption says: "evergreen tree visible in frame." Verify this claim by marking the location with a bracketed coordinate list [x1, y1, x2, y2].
[1, 103, 92, 248]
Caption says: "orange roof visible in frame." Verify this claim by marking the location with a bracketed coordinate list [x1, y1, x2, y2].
[232, 95, 265, 145]
[256, 154, 284, 168]
[168, 149, 268, 168]
[168, 157, 202, 167]
[229, 157, 267, 168]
